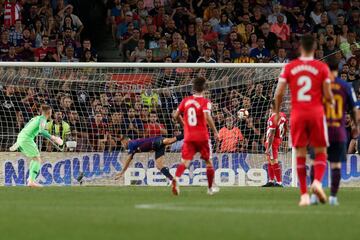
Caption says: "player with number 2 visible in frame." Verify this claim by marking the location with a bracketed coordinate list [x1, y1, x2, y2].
[274, 35, 334, 206]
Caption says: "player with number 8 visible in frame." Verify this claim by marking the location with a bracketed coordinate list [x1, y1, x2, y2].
[172, 77, 219, 196]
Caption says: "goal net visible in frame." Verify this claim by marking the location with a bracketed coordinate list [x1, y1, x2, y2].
[0, 62, 294, 186]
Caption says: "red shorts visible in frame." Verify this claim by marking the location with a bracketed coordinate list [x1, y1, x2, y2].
[182, 141, 211, 161]
[290, 111, 328, 148]
[265, 142, 279, 160]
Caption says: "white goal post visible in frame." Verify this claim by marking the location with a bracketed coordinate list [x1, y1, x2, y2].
[0, 62, 298, 187]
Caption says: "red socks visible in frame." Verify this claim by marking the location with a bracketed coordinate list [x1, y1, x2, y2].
[273, 163, 282, 183]
[268, 164, 275, 181]
[296, 157, 307, 194]
[206, 166, 215, 188]
[314, 153, 327, 182]
[175, 163, 186, 178]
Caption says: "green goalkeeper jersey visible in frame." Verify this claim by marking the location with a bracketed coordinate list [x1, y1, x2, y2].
[18, 115, 51, 140]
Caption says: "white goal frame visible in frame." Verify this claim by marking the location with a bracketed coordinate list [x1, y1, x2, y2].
[0, 62, 297, 187]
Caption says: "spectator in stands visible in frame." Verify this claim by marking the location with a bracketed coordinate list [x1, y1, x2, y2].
[270, 15, 290, 41]
[67, 110, 92, 152]
[242, 117, 261, 152]
[272, 48, 289, 63]
[259, 23, 278, 52]
[58, 4, 83, 39]
[90, 113, 109, 151]
[144, 111, 167, 137]
[17, 28, 34, 61]
[123, 28, 141, 61]
[268, 3, 287, 24]
[196, 45, 216, 63]
[292, 14, 312, 38]
[76, 39, 97, 61]
[34, 35, 56, 62]
[80, 49, 96, 62]
[61, 45, 78, 62]
[230, 40, 242, 60]
[250, 37, 270, 62]
[125, 107, 143, 139]
[2, 45, 21, 61]
[9, 19, 23, 46]
[46, 109, 71, 151]
[250, 7, 267, 29]
[218, 116, 244, 153]
[62, 27, 77, 49]
[324, 36, 338, 56]
[215, 13, 233, 40]
[141, 49, 154, 62]
[214, 40, 225, 63]
[203, 21, 218, 47]
[170, 124, 183, 152]
[0, 30, 10, 58]
[109, 111, 126, 150]
[310, 1, 325, 25]
[130, 39, 146, 62]
[152, 38, 169, 62]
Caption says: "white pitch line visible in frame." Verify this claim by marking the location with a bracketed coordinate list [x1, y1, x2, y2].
[135, 203, 357, 216]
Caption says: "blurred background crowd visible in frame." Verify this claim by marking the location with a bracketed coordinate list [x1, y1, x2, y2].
[0, 0, 359, 153]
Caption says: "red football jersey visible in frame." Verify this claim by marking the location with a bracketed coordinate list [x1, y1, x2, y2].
[266, 112, 287, 146]
[177, 95, 211, 142]
[279, 57, 330, 113]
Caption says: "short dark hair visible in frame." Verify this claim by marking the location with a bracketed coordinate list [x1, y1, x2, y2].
[326, 58, 339, 71]
[300, 34, 315, 52]
[193, 77, 206, 93]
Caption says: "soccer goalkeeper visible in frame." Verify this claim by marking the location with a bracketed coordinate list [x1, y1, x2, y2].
[9, 105, 63, 187]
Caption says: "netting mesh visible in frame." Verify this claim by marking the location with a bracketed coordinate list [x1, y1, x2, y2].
[0, 63, 294, 185]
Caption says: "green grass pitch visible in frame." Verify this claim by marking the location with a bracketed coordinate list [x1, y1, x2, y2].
[0, 187, 359, 240]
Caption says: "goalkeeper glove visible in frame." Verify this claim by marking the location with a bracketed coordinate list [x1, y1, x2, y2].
[51, 136, 63, 146]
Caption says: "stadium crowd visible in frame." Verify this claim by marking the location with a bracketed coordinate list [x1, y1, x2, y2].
[0, 0, 97, 62]
[0, 0, 359, 153]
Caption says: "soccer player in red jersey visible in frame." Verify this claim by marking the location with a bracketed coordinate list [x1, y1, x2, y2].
[262, 100, 287, 187]
[172, 77, 219, 195]
[274, 35, 335, 206]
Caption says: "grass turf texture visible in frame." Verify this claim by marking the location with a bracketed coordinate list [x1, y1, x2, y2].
[0, 187, 359, 240]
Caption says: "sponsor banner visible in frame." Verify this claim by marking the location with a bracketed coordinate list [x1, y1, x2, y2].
[1, 152, 360, 187]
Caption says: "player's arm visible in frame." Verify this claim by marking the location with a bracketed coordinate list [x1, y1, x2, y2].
[266, 129, 275, 154]
[347, 84, 360, 129]
[40, 120, 63, 145]
[115, 153, 135, 180]
[173, 109, 185, 127]
[205, 112, 219, 140]
[274, 81, 287, 123]
[323, 80, 335, 106]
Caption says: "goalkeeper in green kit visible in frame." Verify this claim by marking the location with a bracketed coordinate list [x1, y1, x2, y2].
[9, 105, 63, 187]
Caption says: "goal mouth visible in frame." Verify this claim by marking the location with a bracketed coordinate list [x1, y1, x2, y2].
[0, 62, 299, 187]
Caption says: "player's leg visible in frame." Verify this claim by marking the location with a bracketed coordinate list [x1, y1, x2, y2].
[18, 139, 43, 187]
[262, 143, 275, 187]
[28, 156, 43, 187]
[291, 115, 310, 206]
[154, 145, 173, 181]
[327, 142, 346, 206]
[309, 115, 329, 204]
[199, 141, 218, 195]
[262, 159, 275, 187]
[172, 141, 194, 195]
[271, 146, 282, 186]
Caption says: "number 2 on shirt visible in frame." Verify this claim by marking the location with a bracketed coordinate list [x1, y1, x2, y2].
[297, 76, 312, 102]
